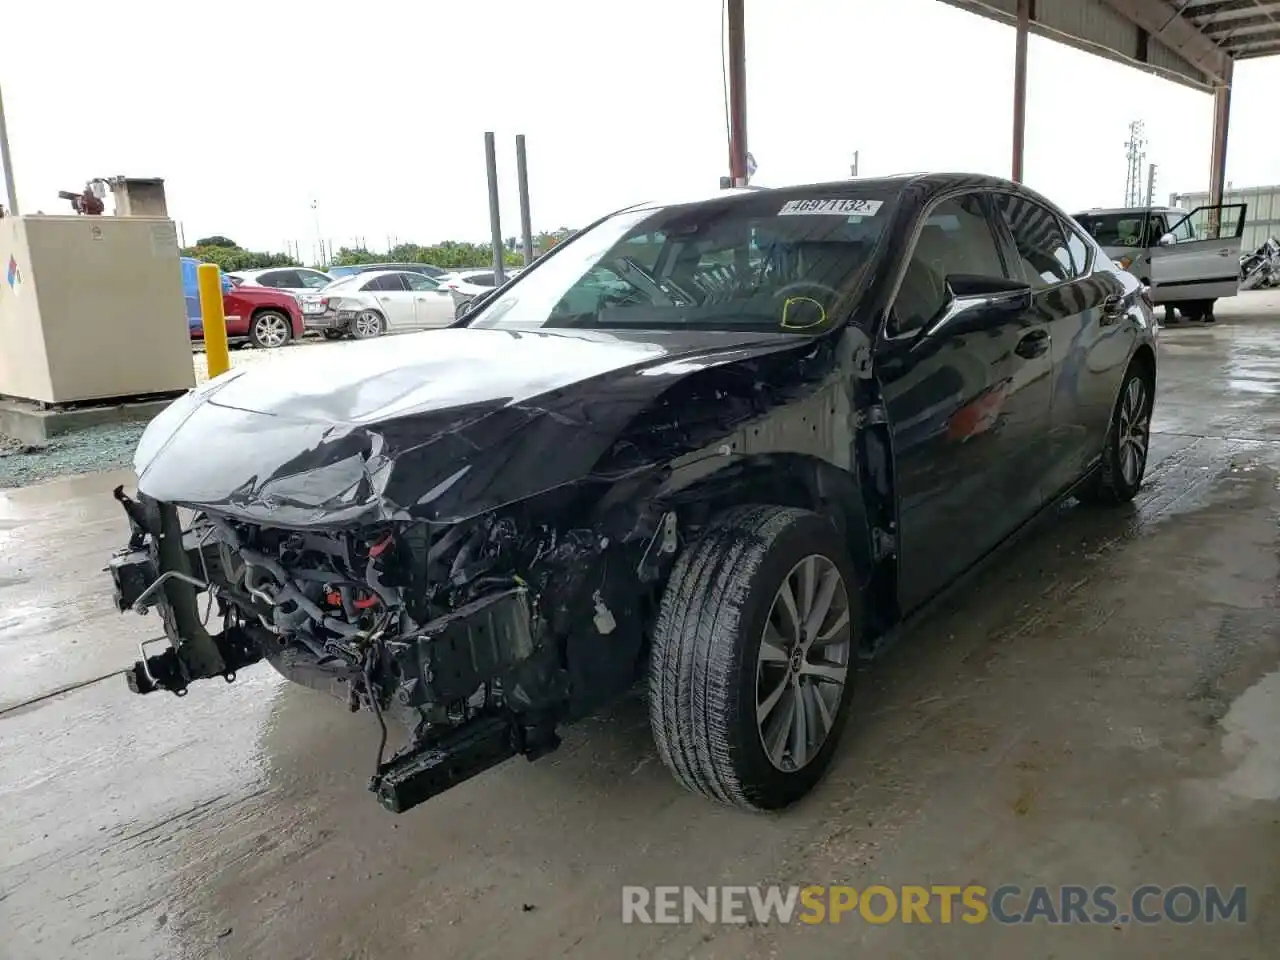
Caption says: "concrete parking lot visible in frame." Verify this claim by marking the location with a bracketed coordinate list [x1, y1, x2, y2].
[3, 296, 1279, 959]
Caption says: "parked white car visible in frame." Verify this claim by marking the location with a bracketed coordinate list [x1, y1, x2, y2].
[440, 267, 523, 316]
[300, 270, 455, 339]
[228, 267, 335, 299]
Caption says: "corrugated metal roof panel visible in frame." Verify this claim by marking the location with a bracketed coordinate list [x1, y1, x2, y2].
[937, 0, 1213, 89]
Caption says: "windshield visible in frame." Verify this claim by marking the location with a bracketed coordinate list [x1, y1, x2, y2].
[465, 189, 896, 334]
[1074, 212, 1156, 248]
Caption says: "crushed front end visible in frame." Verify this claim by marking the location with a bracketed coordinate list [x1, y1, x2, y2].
[108, 483, 670, 813]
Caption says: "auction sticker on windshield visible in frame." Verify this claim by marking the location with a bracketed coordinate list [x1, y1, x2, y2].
[778, 198, 883, 216]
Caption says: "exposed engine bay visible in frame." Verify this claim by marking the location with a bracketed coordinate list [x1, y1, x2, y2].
[109, 481, 678, 813]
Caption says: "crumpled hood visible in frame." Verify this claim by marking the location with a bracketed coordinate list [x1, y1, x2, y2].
[134, 326, 811, 527]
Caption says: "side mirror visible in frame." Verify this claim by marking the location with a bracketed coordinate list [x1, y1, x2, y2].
[925, 274, 1032, 338]
[1158, 233, 1177, 247]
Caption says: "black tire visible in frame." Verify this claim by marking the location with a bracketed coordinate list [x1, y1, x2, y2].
[1179, 303, 1203, 322]
[352, 309, 385, 339]
[248, 310, 293, 349]
[1076, 361, 1154, 505]
[1201, 298, 1217, 323]
[649, 505, 860, 811]
[322, 329, 347, 341]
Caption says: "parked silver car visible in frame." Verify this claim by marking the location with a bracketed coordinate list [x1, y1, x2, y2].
[300, 270, 455, 339]
[1072, 203, 1246, 321]
[227, 266, 335, 299]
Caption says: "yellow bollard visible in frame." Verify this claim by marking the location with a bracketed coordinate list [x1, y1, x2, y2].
[196, 263, 231, 379]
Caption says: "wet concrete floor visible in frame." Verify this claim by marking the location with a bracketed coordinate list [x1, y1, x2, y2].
[2, 295, 1279, 959]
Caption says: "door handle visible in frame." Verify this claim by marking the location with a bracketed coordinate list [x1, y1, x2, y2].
[1014, 329, 1050, 359]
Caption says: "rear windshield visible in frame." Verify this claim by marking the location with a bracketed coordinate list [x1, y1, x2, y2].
[1075, 212, 1156, 248]
[466, 190, 897, 334]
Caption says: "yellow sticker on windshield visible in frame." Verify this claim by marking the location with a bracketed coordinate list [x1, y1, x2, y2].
[780, 296, 827, 330]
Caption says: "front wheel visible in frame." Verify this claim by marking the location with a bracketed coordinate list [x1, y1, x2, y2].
[249, 310, 292, 349]
[649, 505, 859, 811]
[1077, 364, 1153, 505]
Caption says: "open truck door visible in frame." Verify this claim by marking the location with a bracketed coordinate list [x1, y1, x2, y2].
[1149, 203, 1247, 306]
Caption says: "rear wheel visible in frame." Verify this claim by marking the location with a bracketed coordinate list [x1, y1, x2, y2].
[352, 310, 385, 339]
[1077, 363, 1153, 505]
[249, 310, 292, 349]
[322, 329, 347, 341]
[649, 505, 859, 811]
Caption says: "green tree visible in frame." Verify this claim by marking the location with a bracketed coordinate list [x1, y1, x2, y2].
[195, 235, 237, 248]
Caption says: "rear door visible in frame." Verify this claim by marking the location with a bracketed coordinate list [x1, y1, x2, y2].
[994, 192, 1129, 499]
[1150, 204, 1247, 301]
[405, 273, 454, 327]
[364, 273, 415, 329]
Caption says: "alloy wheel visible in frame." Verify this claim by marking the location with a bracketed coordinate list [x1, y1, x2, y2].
[1118, 376, 1150, 487]
[756, 554, 852, 772]
[254, 313, 289, 348]
[355, 311, 382, 337]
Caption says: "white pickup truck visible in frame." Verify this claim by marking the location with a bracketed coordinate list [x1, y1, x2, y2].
[1072, 203, 1247, 322]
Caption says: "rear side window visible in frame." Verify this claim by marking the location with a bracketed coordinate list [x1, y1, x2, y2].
[364, 274, 407, 292]
[259, 270, 300, 288]
[995, 194, 1075, 287]
[1066, 226, 1092, 275]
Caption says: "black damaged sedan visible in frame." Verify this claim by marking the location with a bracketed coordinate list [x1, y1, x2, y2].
[110, 174, 1157, 813]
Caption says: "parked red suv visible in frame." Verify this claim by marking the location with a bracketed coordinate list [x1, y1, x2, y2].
[220, 285, 304, 348]
[182, 258, 303, 349]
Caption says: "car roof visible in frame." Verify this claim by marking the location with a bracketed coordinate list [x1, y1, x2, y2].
[615, 172, 1039, 220]
[235, 266, 329, 278]
[1074, 206, 1182, 216]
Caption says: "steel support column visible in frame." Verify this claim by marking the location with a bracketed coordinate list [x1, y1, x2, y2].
[1011, 0, 1029, 183]
[1208, 58, 1232, 209]
[726, 0, 748, 186]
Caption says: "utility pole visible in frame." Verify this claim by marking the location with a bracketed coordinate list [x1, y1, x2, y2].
[1144, 163, 1157, 208]
[1123, 120, 1146, 208]
[850, 150, 859, 178]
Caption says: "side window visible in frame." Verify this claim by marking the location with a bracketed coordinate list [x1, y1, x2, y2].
[892, 193, 1006, 335]
[405, 273, 438, 291]
[1146, 215, 1168, 246]
[364, 274, 407, 292]
[265, 270, 303, 288]
[1170, 212, 1196, 243]
[995, 194, 1074, 287]
[1066, 225, 1092, 275]
[297, 270, 331, 289]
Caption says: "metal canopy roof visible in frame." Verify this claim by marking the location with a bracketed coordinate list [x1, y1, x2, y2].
[939, 0, 1280, 91]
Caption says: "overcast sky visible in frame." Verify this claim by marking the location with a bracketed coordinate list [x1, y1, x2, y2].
[4, 0, 1280, 258]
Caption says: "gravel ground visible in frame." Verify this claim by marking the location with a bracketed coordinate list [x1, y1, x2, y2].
[0, 339, 343, 489]
[0, 422, 148, 489]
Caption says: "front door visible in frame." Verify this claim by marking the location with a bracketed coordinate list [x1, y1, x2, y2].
[877, 191, 1054, 614]
[406, 273, 455, 328]
[1150, 204, 1247, 302]
[366, 273, 416, 330]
